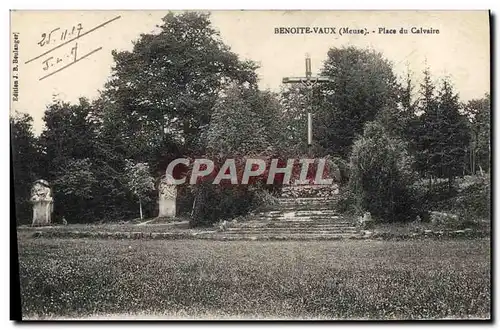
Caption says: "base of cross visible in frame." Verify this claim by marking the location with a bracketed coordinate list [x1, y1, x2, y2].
[307, 144, 313, 158]
[304, 142, 324, 158]
[281, 183, 340, 199]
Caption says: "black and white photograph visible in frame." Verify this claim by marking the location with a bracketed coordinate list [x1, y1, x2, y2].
[10, 10, 491, 320]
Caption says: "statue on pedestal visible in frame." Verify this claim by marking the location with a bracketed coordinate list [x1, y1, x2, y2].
[158, 174, 177, 218]
[30, 179, 53, 226]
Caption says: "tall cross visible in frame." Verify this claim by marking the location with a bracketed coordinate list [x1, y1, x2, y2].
[282, 54, 332, 148]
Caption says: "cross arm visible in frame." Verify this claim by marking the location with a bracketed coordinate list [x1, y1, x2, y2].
[282, 76, 332, 84]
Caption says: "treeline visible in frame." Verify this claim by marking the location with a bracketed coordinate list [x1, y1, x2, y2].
[11, 12, 490, 225]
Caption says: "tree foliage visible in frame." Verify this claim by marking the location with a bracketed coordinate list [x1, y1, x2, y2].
[53, 158, 97, 199]
[205, 85, 282, 156]
[14, 12, 263, 224]
[413, 73, 470, 181]
[11, 112, 39, 224]
[39, 98, 97, 177]
[10, 17, 490, 227]
[191, 84, 285, 227]
[52, 158, 98, 222]
[375, 69, 418, 140]
[316, 47, 401, 158]
[463, 93, 490, 173]
[348, 121, 419, 222]
[123, 160, 155, 220]
[105, 12, 258, 156]
[279, 84, 311, 155]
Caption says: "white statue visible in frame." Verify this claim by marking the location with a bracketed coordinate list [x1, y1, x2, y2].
[30, 179, 53, 226]
[158, 174, 177, 218]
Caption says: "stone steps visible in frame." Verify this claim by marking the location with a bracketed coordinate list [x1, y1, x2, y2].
[199, 233, 361, 241]
[225, 204, 358, 238]
[277, 197, 334, 202]
[238, 221, 352, 227]
[260, 206, 337, 212]
[252, 216, 344, 222]
[256, 210, 339, 216]
[280, 185, 340, 199]
[219, 187, 356, 239]
[225, 228, 358, 234]
[251, 210, 349, 223]
[246, 220, 352, 226]
[267, 201, 338, 211]
[277, 198, 336, 205]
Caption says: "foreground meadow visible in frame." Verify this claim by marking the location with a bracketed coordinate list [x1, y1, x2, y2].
[16, 238, 490, 320]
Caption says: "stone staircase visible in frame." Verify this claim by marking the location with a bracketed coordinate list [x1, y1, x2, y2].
[211, 185, 362, 240]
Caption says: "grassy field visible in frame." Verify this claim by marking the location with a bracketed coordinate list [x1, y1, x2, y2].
[17, 238, 490, 320]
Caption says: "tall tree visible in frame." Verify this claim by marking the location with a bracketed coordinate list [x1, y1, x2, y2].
[10, 112, 39, 224]
[415, 74, 470, 184]
[39, 98, 97, 178]
[52, 158, 98, 222]
[401, 68, 417, 115]
[104, 12, 259, 160]
[191, 84, 284, 227]
[205, 85, 280, 156]
[411, 67, 439, 178]
[463, 93, 491, 174]
[315, 46, 400, 158]
[436, 78, 470, 180]
[279, 84, 312, 156]
[377, 68, 419, 140]
[37, 98, 101, 221]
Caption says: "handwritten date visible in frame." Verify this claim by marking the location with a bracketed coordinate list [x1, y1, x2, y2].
[41, 43, 78, 71]
[38, 24, 83, 47]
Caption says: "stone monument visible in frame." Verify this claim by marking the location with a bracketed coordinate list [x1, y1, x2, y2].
[158, 174, 177, 218]
[30, 179, 53, 226]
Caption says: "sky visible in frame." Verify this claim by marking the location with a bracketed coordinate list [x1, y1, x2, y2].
[10, 10, 490, 134]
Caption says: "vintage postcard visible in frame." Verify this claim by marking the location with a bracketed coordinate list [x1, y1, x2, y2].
[10, 10, 491, 320]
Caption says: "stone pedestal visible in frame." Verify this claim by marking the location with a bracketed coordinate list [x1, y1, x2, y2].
[32, 200, 53, 226]
[158, 176, 177, 218]
[30, 179, 53, 226]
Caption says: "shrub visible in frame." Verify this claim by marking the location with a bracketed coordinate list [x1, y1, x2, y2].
[190, 182, 266, 227]
[434, 175, 491, 228]
[410, 175, 491, 228]
[185, 151, 283, 227]
[347, 121, 420, 222]
[456, 176, 490, 220]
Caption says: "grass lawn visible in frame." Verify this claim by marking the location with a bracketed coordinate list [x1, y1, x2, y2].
[16, 238, 490, 320]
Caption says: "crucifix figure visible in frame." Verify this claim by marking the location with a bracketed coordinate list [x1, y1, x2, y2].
[282, 54, 332, 149]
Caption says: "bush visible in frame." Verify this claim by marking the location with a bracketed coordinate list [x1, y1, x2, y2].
[432, 175, 491, 225]
[410, 175, 490, 228]
[456, 176, 490, 220]
[347, 121, 421, 222]
[190, 182, 267, 227]
[185, 152, 283, 227]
